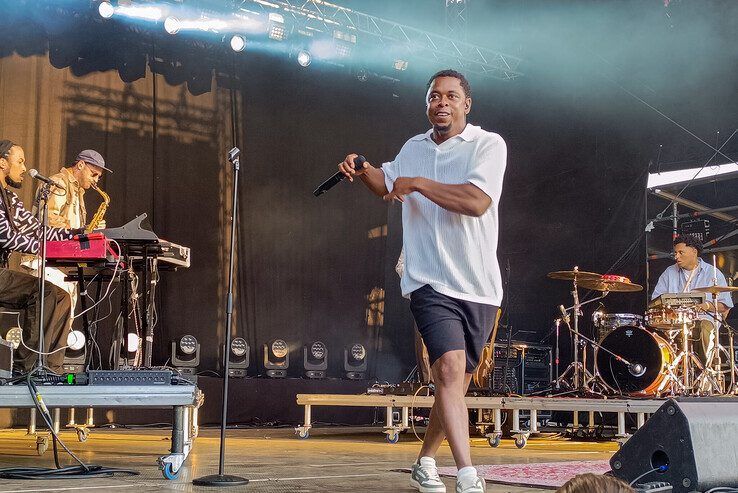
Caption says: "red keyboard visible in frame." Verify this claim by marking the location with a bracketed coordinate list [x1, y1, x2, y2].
[46, 233, 119, 262]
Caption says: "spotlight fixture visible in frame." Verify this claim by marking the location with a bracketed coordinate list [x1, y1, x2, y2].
[296, 50, 311, 67]
[267, 13, 287, 41]
[164, 16, 180, 35]
[5, 328, 22, 350]
[303, 341, 327, 379]
[220, 336, 249, 378]
[230, 35, 246, 52]
[332, 29, 356, 59]
[98, 1, 115, 19]
[393, 59, 409, 71]
[67, 330, 86, 351]
[344, 343, 367, 380]
[171, 334, 200, 377]
[263, 338, 289, 378]
[63, 330, 86, 373]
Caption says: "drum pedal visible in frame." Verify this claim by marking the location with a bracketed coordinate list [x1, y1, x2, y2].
[633, 481, 672, 492]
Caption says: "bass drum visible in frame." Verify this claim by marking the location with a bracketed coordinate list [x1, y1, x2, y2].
[595, 325, 673, 396]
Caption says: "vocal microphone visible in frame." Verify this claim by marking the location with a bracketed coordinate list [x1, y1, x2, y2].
[28, 169, 65, 191]
[628, 363, 646, 377]
[313, 155, 366, 197]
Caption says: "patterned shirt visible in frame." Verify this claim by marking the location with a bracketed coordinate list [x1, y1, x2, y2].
[0, 187, 75, 267]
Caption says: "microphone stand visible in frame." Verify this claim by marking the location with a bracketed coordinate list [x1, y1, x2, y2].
[35, 183, 53, 372]
[192, 147, 248, 487]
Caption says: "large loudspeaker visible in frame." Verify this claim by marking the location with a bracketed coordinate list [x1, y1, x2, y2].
[610, 398, 738, 492]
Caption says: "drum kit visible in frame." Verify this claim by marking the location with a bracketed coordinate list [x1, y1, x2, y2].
[549, 267, 738, 397]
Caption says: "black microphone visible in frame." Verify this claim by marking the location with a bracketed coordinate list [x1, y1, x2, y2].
[28, 169, 65, 191]
[313, 155, 366, 197]
[628, 363, 646, 377]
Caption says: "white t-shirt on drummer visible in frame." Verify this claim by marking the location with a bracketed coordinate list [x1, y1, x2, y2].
[382, 124, 507, 306]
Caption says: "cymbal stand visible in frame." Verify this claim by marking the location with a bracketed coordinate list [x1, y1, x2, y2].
[555, 296, 643, 392]
[555, 289, 610, 393]
[694, 256, 728, 394]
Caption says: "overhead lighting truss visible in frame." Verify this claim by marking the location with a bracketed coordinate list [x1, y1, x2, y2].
[241, 0, 523, 80]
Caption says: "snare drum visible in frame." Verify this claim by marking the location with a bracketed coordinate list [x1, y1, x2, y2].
[645, 307, 697, 330]
[592, 313, 643, 340]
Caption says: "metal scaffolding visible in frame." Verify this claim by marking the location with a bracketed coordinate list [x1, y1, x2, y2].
[240, 0, 523, 80]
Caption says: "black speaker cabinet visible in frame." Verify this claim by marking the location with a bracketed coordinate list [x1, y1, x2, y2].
[610, 398, 738, 492]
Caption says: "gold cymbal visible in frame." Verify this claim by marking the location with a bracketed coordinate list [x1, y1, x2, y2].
[693, 285, 738, 294]
[547, 270, 603, 281]
[579, 277, 644, 293]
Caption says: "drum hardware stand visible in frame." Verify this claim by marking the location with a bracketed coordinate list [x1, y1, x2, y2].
[554, 283, 609, 393]
[663, 321, 707, 395]
[555, 299, 643, 395]
[693, 257, 729, 395]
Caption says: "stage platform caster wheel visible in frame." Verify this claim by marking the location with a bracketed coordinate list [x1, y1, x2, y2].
[298, 430, 309, 439]
[162, 462, 180, 480]
[487, 435, 501, 448]
[76, 427, 90, 443]
[515, 436, 527, 449]
[36, 435, 49, 456]
[386, 432, 400, 444]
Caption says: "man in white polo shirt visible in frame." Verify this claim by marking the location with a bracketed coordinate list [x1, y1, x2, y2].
[338, 69, 506, 493]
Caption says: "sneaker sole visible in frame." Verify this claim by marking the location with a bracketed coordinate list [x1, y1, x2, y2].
[410, 477, 447, 493]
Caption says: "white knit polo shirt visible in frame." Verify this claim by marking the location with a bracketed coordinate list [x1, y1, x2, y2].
[382, 124, 507, 306]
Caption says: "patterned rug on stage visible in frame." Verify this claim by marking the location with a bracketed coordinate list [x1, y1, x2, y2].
[435, 460, 612, 489]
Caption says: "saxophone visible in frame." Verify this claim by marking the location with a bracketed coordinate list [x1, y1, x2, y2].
[86, 183, 110, 232]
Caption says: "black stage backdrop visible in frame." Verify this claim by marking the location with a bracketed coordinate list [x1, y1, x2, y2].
[0, 1, 736, 406]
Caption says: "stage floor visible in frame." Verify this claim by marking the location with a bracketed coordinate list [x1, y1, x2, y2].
[0, 426, 617, 492]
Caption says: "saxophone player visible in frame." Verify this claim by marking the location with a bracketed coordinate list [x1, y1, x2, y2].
[22, 150, 112, 318]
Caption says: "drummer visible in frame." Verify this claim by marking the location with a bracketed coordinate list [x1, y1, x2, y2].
[651, 234, 733, 314]
[651, 235, 733, 359]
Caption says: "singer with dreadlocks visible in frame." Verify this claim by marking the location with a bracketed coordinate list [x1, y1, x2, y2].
[0, 140, 81, 374]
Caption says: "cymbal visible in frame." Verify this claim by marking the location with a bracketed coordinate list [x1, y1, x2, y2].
[693, 285, 738, 294]
[547, 270, 602, 281]
[579, 277, 643, 293]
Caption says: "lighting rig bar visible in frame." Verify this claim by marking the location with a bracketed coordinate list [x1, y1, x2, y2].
[240, 0, 524, 80]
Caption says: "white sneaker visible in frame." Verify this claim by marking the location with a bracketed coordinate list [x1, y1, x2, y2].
[456, 476, 486, 493]
[410, 461, 447, 493]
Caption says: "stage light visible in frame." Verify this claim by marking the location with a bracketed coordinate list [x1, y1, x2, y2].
[268, 12, 287, 41]
[67, 330, 86, 351]
[303, 341, 328, 379]
[393, 59, 408, 71]
[98, 1, 115, 19]
[355, 68, 368, 82]
[127, 332, 140, 352]
[332, 30, 356, 58]
[171, 334, 200, 378]
[296, 50, 311, 67]
[5, 328, 22, 350]
[344, 343, 367, 380]
[221, 336, 249, 378]
[64, 330, 86, 373]
[164, 16, 180, 35]
[263, 338, 289, 378]
[230, 35, 246, 52]
[115, 4, 163, 21]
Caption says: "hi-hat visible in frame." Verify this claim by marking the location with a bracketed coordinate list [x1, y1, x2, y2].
[693, 285, 738, 294]
[547, 270, 602, 281]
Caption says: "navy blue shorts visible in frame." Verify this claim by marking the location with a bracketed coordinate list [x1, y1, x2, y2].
[409, 284, 499, 373]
